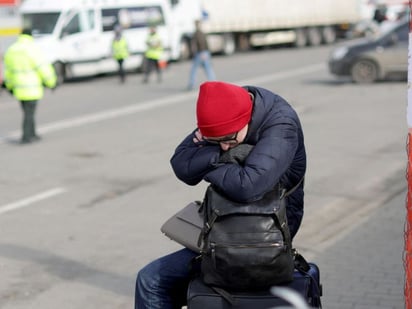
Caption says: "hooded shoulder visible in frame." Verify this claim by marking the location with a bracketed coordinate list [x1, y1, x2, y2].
[242, 86, 300, 140]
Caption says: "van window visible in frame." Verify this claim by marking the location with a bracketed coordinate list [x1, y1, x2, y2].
[102, 6, 164, 32]
[62, 13, 81, 35]
[78, 9, 96, 32]
[22, 13, 60, 35]
[87, 10, 96, 30]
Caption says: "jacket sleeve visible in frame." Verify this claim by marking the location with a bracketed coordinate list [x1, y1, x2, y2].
[286, 184, 304, 239]
[204, 117, 299, 202]
[3, 51, 14, 90]
[30, 46, 57, 88]
[170, 130, 221, 186]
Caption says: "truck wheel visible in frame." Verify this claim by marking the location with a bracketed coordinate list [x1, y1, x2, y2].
[351, 59, 379, 83]
[321, 26, 336, 44]
[307, 27, 322, 46]
[294, 28, 307, 48]
[237, 33, 250, 51]
[222, 34, 236, 55]
[53, 62, 66, 84]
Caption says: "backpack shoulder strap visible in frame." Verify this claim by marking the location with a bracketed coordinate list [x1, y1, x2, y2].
[281, 176, 305, 199]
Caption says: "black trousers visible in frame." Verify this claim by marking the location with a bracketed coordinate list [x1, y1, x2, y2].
[117, 59, 125, 82]
[20, 100, 38, 141]
[143, 57, 161, 82]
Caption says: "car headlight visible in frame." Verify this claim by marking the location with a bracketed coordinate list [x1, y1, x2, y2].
[331, 47, 348, 60]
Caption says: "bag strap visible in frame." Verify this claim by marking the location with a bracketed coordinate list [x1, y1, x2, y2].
[197, 211, 218, 248]
[211, 286, 236, 306]
[280, 176, 305, 199]
[292, 249, 323, 308]
[292, 248, 310, 272]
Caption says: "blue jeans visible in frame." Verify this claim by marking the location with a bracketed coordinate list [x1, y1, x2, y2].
[135, 248, 199, 309]
[188, 51, 216, 89]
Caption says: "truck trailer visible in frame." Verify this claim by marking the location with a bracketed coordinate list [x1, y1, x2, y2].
[201, 0, 364, 55]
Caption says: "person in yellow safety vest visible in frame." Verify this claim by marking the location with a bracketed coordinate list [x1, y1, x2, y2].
[3, 27, 57, 144]
[112, 25, 129, 83]
[142, 26, 163, 84]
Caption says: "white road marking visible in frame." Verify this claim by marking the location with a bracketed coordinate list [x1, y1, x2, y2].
[0, 63, 323, 145]
[0, 187, 67, 215]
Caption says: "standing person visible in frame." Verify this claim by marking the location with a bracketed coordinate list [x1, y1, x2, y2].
[3, 27, 57, 144]
[142, 26, 163, 83]
[112, 25, 129, 83]
[187, 19, 216, 91]
[135, 81, 307, 309]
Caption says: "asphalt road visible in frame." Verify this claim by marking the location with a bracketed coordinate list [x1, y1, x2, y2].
[0, 44, 406, 308]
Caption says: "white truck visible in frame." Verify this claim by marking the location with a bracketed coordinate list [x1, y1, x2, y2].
[19, 0, 202, 82]
[201, 0, 364, 55]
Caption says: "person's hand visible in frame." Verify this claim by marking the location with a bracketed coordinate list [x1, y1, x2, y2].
[193, 129, 204, 143]
[47, 83, 58, 92]
[1, 83, 13, 96]
[219, 144, 254, 164]
[193, 129, 210, 147]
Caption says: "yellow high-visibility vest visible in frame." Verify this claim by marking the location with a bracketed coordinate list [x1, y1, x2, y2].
[4, 34, 57, 101]
[145, 33, 163, 60]
[112, 37, 129, 60]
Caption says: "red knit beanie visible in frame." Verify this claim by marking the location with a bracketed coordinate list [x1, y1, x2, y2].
[196, 81, 252, 137]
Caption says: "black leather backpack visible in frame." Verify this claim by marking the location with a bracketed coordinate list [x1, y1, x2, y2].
[198, 181, 300, 291]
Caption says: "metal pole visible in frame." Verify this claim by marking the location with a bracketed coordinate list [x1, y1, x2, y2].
[405, 2, 412, 308]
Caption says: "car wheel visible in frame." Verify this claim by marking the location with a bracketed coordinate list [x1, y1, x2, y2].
[350, 59, 379, 83]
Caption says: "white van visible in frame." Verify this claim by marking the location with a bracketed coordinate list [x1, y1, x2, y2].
[19, 0, 202, 82]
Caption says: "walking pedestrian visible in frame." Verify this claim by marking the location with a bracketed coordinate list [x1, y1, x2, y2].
[187, 20, 216, 90]
[142, 26, 163, 83]
[135, 81, 307, 309]
[112, 25, 129, 83]
[3, 27, 57, 144]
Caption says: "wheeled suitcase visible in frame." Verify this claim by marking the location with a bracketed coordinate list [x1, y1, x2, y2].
[187, 262, 322, 309]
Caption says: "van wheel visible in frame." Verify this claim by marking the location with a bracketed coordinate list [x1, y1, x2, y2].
[53, 62, 66, 84]
[351, 59, 379, 83]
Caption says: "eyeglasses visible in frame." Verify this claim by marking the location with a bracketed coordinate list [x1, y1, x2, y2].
[203, 131, 239, 145]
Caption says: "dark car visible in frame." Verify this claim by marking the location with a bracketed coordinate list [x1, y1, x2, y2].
[328, 18, 408, 83]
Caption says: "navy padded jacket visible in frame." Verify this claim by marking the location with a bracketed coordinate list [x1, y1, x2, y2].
[170, 86, 306, 238]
